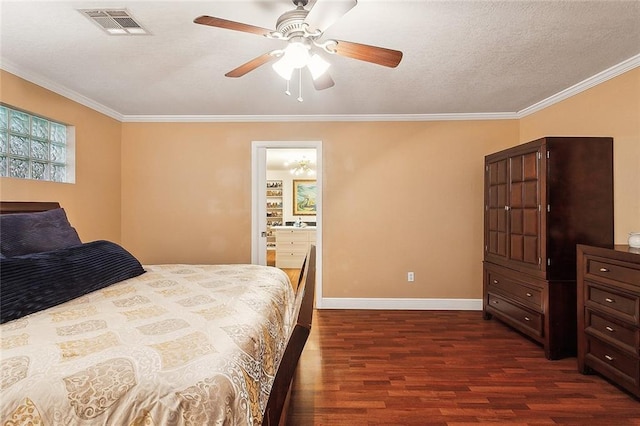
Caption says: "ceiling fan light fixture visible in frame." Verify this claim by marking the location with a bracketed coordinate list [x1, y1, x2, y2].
[283, 41, 310, 68]
[272, 40, 312, 80]
[308, 54, 330, 80]
[272, 58, 294, 80]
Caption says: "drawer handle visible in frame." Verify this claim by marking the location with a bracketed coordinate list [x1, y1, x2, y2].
[493, 279, 499, 284]
[605, 297, 615, 303]
[526, 292, 532, 297]
[524, 316, 531, 322]
[605, 326, 615, 333]
[599, 267, 610, 272]
[493, 300, 499, 304]
[604, 355, 614, 362]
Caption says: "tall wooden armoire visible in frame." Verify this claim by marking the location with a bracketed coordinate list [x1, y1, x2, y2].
[482, 136, 614, 359]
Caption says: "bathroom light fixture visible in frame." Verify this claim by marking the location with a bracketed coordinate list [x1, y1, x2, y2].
[286, 158, 316, 176]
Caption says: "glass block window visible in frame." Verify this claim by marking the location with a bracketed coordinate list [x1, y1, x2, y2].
[0, 105, 73, 182]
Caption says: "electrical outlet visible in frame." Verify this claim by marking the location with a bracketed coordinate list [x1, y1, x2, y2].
[407, 272, 415, 282]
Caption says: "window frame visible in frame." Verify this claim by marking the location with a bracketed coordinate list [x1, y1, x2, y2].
[0, 104, 75, 183]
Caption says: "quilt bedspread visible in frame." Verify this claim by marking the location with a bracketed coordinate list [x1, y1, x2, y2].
[0, 264, 295, 426]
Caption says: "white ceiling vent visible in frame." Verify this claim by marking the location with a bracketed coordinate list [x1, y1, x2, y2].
[79, 9, 149, 35]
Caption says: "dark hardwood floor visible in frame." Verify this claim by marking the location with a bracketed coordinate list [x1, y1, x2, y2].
[286, 310, 639, 425]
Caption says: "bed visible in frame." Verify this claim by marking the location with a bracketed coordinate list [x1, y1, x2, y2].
[0, 201, 315, 426]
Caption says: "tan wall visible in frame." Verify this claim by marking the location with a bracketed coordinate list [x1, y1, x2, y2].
[520, 68, 640, 244]
[3, 67, 638, 300]
[0, 71, 122, 243]
[122, 120, 518, 298]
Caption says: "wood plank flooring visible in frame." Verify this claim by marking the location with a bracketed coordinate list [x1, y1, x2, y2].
[286, 310, 639, 425]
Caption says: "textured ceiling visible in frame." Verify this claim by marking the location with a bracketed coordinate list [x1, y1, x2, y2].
[1, 0, 639, 120]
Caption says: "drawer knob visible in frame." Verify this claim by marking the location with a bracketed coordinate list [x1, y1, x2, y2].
[605, 297, 615, 303]
[605, 326, 615, 333]
[493, 279, 499, 284]
[604, 355, 614, 362]
[526, 292, 532, 297]
[524, 316, 531, 321]
[493, 300, 499, 304]
[599, 267, 610, 272]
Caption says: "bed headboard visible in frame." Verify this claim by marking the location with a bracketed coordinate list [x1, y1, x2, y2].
[0, 201, 61, 214]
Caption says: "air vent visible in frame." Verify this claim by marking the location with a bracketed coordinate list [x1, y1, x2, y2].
[79, 9, 149, 35]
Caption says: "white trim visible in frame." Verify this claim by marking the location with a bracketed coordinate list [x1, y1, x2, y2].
[121, 112, 518, 123]
[3, 53, 637, 123]
[0, 59, 124, 122]
[319, 297, 482, 311]
[517, 53, 640, 118]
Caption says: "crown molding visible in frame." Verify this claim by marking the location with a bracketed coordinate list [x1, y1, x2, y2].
[1, 58, 124, 122]
[2, 54, 638, 123]
[517, 53, 640, 118]
[121, 112, 518, 123]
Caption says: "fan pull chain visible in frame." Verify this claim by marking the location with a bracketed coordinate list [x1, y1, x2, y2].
[297, 68, 303, 102]
[285, 79, 291, 96]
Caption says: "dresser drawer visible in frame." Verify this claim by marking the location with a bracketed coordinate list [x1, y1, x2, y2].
[275, 241, 309, 254]
[275, 252, 306, 268]
[586, 257, 640, 286]
[487, 270, 543, 311]
[585, 309, 639, 355]
[585, 283, 639, 324]
[487, 293, 543, 337]
[585, 335, 639, 389]
[275, 230, 309, 242]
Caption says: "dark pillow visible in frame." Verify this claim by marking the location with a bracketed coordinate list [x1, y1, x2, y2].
[0, 240, 145, 323]
[0, 208, 82, 257]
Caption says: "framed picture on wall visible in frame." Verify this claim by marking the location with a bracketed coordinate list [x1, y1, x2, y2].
[293, 179, 317, 216]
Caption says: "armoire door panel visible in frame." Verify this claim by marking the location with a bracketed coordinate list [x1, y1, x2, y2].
[523, 236, 539, 264]
[489, 231, 507, 257]
[510, 156, 523, 181]
[489, 186, 506, 207]
[511, 235, 523, 261]
[489, 159, 507, 185]
[523, 181, 538, 206]
[510, 182, 523, 208]
[511, 210, 523, 234]
[523, 209, 539, 235]
[522, 152, 538, 180]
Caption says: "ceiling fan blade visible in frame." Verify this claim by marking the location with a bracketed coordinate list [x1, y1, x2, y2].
[304, 0, 357, 32]
[194, 15, 272, 37]
[332, 39, 403, 68]
[225, 52, 278, 78]
[312, 72, 335, 91]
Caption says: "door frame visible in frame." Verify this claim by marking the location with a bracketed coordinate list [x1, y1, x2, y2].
[251, 140, 323, 306]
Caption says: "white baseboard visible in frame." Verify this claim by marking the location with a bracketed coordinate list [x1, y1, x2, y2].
[317, 297, 482, 311]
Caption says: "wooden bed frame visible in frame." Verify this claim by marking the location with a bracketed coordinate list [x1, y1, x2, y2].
[0, 201, 316, 426]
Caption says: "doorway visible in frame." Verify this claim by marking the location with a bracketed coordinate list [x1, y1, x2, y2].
[251, 141, 322, 303]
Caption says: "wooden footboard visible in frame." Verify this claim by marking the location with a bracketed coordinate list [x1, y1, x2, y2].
[263, 245, 316, 426]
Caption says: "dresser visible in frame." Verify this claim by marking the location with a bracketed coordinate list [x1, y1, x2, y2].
[577, 244, 640, 398]
[483, 137, 614, 359]
[274, 226, 316, 268]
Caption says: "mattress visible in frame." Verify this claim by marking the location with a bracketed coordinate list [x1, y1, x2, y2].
[0, 263, 295, 425]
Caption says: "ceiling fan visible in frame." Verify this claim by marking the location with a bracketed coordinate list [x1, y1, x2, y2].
[194, 0, 403, 99]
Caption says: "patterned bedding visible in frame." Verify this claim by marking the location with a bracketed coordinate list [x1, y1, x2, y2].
[0, 263, 295, 425]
